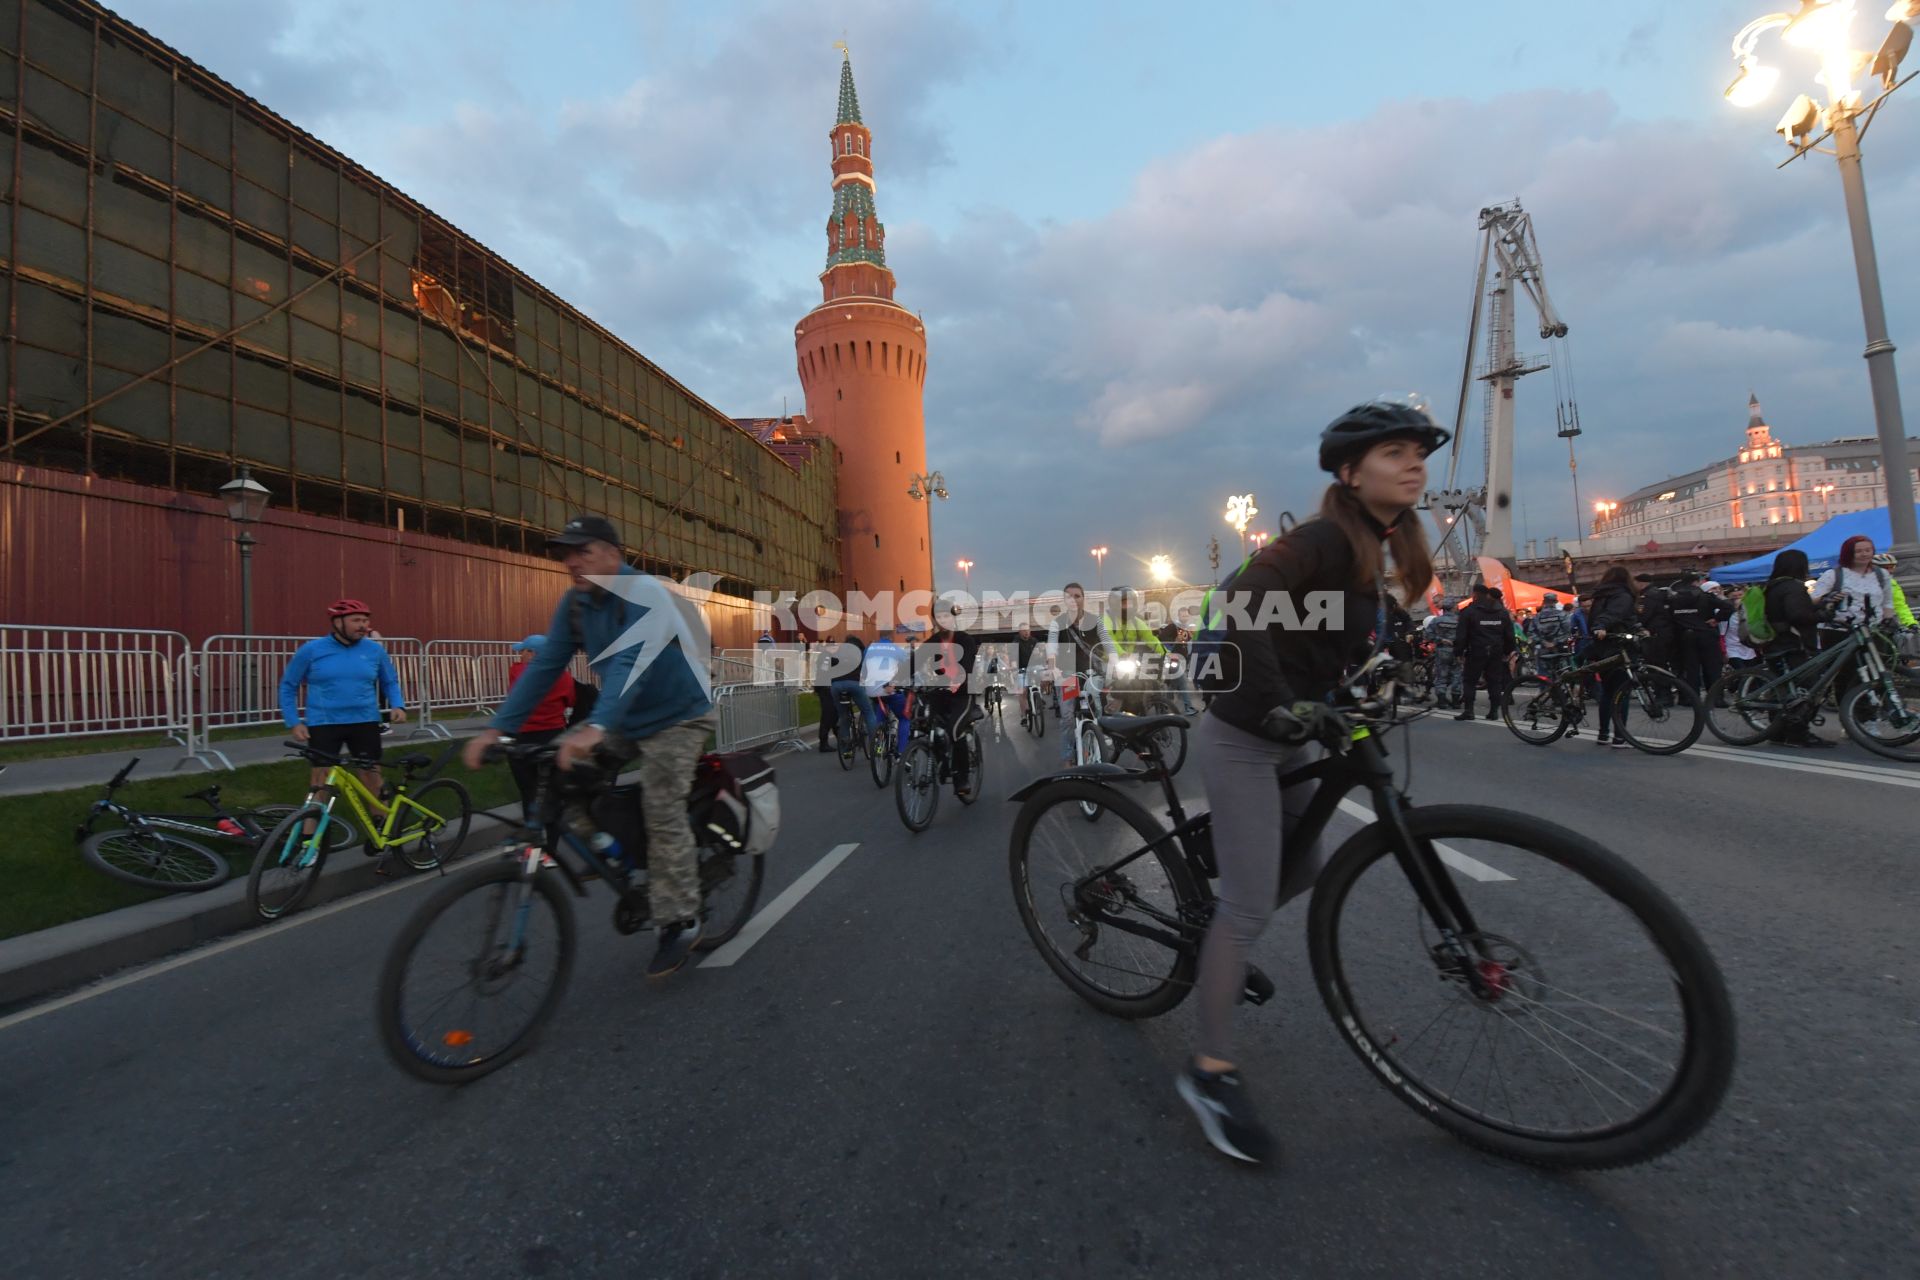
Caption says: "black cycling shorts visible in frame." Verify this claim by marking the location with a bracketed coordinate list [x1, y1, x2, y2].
[307, 721, 382, 765]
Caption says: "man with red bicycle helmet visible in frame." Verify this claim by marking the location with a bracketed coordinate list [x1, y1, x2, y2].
[281, 597, 408, 803]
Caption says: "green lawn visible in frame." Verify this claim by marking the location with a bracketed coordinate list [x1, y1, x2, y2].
[0, 742, 522, 942]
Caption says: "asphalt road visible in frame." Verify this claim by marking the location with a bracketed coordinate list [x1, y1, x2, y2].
[1, 704, 1915, 1279]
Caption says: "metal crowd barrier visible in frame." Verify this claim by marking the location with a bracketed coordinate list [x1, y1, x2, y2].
[416, 640, 518, 740]
[712, 682, 807, 754]
[0, 626, 193, 746]
[189, 634, 426, 769]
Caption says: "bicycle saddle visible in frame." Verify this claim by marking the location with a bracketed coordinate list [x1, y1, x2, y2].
[184, 785, 221, 804]
[1097, 713, 1189, 741]
[392, 753, 434, 770]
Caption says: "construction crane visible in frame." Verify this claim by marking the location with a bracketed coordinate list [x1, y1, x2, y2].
[1431, 200, 1580, 579]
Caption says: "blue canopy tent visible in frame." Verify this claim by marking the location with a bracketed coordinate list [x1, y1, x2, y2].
[1710, 504, 1920, 583]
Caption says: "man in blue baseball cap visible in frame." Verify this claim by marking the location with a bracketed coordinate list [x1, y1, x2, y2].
[503, 632, 577, 823]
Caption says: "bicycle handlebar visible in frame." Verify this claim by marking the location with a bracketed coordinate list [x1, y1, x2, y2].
[105, 757, 140, 792]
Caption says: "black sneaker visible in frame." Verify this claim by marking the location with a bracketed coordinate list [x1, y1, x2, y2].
[1176, 1064, 1274, 1165]
[1452, 711, 1474, 722]
[647, 919, 704, 979]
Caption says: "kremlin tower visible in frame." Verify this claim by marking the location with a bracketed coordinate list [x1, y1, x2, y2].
[794, 51, 931, 604]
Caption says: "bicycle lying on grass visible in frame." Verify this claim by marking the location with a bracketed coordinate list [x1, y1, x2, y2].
[76, 757, 360, 892]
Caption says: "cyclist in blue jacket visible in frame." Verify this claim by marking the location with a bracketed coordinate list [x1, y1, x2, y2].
[280, 598, 407, 808]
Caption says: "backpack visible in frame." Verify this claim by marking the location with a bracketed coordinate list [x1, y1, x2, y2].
[691, 750, 780, 857]
[1190, 551, 1257, 688]
[1737, 585, 1775, 647]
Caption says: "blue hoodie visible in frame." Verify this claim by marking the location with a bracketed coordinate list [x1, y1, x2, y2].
[280, 635, 405, 727]
[491, 566, 712, 741]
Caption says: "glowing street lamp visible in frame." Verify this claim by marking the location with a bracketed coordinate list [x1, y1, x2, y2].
[1593, 500, 1619, 530]
[1723, 0, 1920, 585]
[956, 557, 973, 588]
[1224, 493, 1258, 549]
[1815, 480, 1837, 517]
[907, 470, 949, 590]
[1149, 554, 1174, 584]
[1248, 530, 1271, 550]
[1090, 545, 1109, 590]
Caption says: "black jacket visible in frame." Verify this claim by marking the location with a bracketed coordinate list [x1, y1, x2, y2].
[1667, 584, 1734, 636]
[1764, 578, 1819, 651]
[1458, 598, 1515, 657]
[1201, 516, 1386, 736]
[1588, 582, 1639, 638]
[1639, 587, 1675, 640]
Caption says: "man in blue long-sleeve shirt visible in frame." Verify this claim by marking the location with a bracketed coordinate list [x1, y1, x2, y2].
[465, 515, 716, 979]
[281, 598, 408, 804]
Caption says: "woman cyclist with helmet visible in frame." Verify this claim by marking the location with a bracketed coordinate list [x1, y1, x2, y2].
[280, 598, 408, 813]
[1179, 398, 1444, 1165]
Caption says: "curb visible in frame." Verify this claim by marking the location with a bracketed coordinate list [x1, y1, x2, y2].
[0, 815, 516, 1013]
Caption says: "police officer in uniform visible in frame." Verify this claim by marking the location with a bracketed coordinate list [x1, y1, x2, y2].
[1454, 584, 1516, 721]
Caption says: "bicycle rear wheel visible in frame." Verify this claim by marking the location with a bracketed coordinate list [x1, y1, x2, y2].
[895, 739, 939, 832]
[1009, 780, 1203, 1018]
[1704, 668, 1778, 746]
[868, 722, 895, 788]
[248, 805, 332, 920]
[1027, 690, 1047, 737]
[377, 858, 576, 1084]
[1614, 666, 1704, 755]
[1309, 804, 1736, 1169]
[80, 829, 229, 892]
[252, 803, 358, 854]
[390, 779, 473, 871]
[1502, 677, 1571, 746]
[693, 842, 765, 950]
[954, 726, 984, 805]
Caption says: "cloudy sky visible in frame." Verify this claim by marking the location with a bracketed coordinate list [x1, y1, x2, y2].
[117, 0, 1920, 593]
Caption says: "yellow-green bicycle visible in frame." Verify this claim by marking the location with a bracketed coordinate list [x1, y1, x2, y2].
[248, 742, 472, 920]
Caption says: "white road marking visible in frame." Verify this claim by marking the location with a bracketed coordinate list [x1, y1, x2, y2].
[1334, 799, 1516, 882]
[700, 843, 861, 968]
[1447, 715, 1920, 789]
[0, 869, 445, 1034]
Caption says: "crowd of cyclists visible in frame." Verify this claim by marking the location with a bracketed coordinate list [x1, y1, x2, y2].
[264, 394, 1915, 1162]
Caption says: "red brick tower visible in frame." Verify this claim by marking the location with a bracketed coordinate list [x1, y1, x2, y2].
[795, 50, 931, 604]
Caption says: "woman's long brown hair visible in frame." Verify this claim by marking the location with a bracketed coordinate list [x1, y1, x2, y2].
[1319, 482, 1434, 606]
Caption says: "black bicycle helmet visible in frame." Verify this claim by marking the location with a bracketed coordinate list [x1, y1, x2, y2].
[1318, 399, 1452, 473]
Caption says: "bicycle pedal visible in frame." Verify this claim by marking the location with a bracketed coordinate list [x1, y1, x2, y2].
[1242, 964, 1275, 1006]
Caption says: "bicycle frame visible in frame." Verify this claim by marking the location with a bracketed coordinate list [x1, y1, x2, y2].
[1735, 624, 1890, 709]
[1012, 716, 1494, 994]
[311, 764, 449, 852]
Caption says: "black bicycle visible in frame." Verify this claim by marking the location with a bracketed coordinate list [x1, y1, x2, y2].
[868, 700, 902, 789]
[1705, 617, 1920, 758]
[75, 757, 360, 892]
[1019, 680, 1048, 738]
[831, 689, 869, 772]
[1007, 655, 1736, 1169]
[895, 693, 984, 832]
[1503, 632, 1704, 755]
[376, 741, 770, 1084]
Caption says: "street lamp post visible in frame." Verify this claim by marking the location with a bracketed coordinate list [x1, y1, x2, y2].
[1724, 0, 1920, 588]
[1090, 545, 1109, 591]
[906, 470, 949, 593]
[956, 558, 973, 591]
[1593, 500, 1618, 536]
[218, 466, 271, 634]
[1815, 480, 1837, 519]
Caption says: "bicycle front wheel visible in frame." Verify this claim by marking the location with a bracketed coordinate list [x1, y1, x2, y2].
[377, 858, 576, 1085]
[1075, 721, 1106, 822]
[895, 739, 940, 833]
[248, 805, 331, 920]
[1309, 804, 1736, 1169]
[1502, 677, 1571, 746]
[1840, 679, 1920, 760]
[1009, 780, 1203, 1019]
[1615, 667, 1704, 755]
[391, 779, 473, 871]
[81, 829, 229, 892]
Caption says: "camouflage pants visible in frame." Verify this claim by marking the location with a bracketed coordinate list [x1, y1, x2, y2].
[563, 714, 714, 925]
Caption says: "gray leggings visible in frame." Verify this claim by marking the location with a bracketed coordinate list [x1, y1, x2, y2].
[1193, 712, 1326, 1063]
